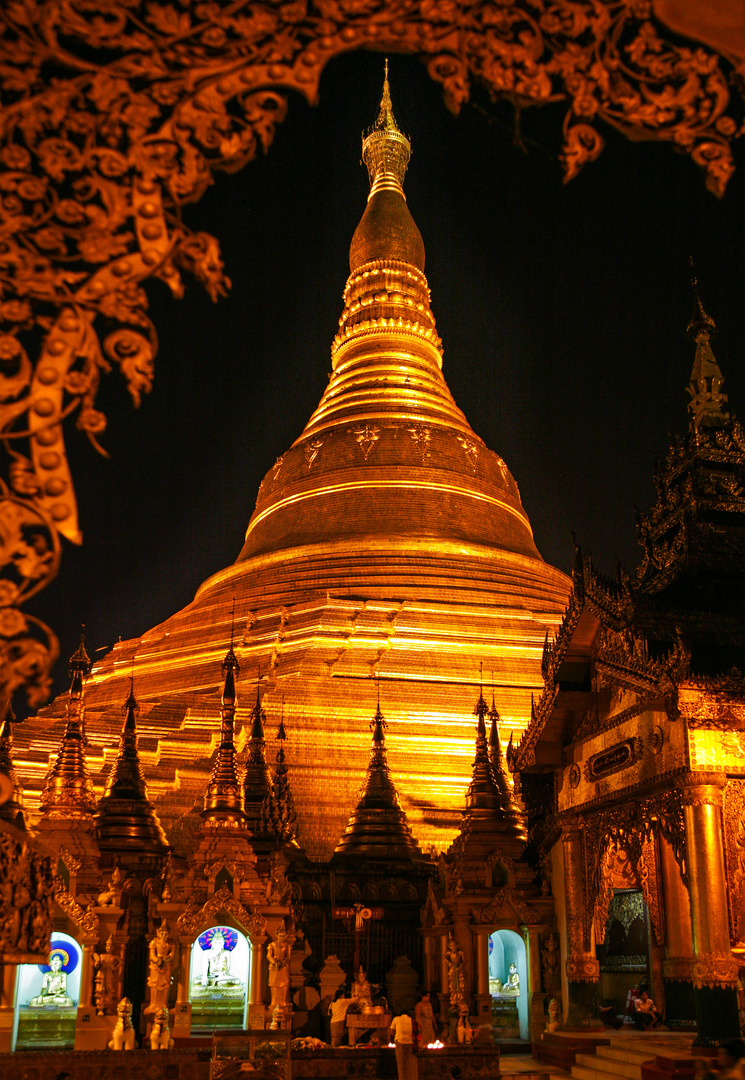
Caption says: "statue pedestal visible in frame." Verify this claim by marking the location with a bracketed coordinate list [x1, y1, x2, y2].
[347, 1013, 391, 1046]
[171, 1001, 192, 1040]
[74, 1006, 115, 1050]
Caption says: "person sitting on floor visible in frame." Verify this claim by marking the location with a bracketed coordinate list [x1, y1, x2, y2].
[634, 990, 662, 1029]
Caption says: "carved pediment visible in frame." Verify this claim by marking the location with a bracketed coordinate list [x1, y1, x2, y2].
[176, 884, 266, 942]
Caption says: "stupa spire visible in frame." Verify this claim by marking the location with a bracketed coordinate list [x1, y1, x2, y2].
[361, 58, 412, 199]
[332, 691, 426, 862]
[202, 633, 247, 827]
[466, 673, 501, 812]
[243, 673, 275, 841]
[40, 629, 96, 819]
[0, 705, 26, 829]
[96, 674, 169, 853]
[261, 700, 298, 845]
[686, 263, 728, 427]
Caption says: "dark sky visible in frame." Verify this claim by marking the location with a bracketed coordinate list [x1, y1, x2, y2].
[26, 50, 744, 710]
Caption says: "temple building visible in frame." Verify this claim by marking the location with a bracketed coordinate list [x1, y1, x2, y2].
[0, 70, 742, 1060]
[510, 288, 745, 1046]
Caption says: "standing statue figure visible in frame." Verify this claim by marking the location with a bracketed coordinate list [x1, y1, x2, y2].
[93, 935, 122, 1015]
[109, 997, 137, 1050]
[146, 923, 176, 1013]
[149, 1005, 174, 1050]
[97, 866, 124, 907]
[541, 933, 560, 994]
[267, 926, 292, 1028]
[29, 951, 74, 1008]
[351, 966, 375, 1010]
[445, 935, 464, 1000]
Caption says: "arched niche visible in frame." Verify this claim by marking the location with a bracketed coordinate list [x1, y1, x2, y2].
[14, 931, 81, 1051]
[189, 923, 251, 1031]
[488, 928, 528, 1041]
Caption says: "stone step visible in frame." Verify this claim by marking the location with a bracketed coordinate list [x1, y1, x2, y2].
[600, 1045, 657, 1066]
[576, 1050, 643, 1079]
[571, 1063, 618, 1080]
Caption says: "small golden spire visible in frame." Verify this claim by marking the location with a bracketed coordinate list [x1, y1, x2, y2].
[0, 704, 26, 829]
[40, 631, 96, 819]
[243, 671, 274, 841]
[202, 641, 246, 828]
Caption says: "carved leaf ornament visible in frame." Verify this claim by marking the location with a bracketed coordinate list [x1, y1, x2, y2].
[0, 0, 740, 708]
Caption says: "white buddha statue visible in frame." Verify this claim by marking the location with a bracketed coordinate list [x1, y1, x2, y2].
[195, 930, 242, 989]
[30, 952, 74, 1008]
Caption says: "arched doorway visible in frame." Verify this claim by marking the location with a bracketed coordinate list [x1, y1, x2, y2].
[189, 924, 251, 1030]
[14, 932, 81, 1051]
[489, 929, 528, 1040]
[597, 888, 652, 1012]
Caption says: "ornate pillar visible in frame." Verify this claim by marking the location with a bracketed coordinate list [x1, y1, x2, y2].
[79, 943, 94, 1007]
[0, 962, 17, 1052]
[677, 775, 740, 1045]
[172, 939, 193, 1039]
[176, 941, 192, 1004]
[422, 933, 435, 993]
[659, 832, 696, 1029]
[250, 939, 264, 1006]
[525, 924, 546, 1043]
[471, 928, 491, 1028]
[438, 934, 449, 1023]
[562, 820, 601, 1027]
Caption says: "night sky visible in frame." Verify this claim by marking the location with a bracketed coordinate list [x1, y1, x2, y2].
[26, 50, 744, 710]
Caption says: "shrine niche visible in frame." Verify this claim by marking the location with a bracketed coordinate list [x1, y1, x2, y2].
[0, 2, 740, 712]
[189, 924, 250, 1031]
[14, 931, 80, 1050]
[488, 928, 527, 1040]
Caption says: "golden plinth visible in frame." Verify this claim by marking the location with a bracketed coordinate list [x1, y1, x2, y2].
[19, 77, 570, 859]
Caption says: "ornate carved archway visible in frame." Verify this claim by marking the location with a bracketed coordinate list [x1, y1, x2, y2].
[0, 0, 741, 710]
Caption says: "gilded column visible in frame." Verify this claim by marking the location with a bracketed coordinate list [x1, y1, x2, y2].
[176, 942, 192, 1004]
[423, 933, 435, 993]
[562, 820, 601, 1026]
[659, 832, 695, 1028]
[525, 925, 545, 1043]
[471, 928, 491, 1028]
[79, 943, 93, 1007]
[438, 934, 449, 1024]
[250, 940, 264, 1006]
[0, 962, 17, 1052]
[677, 775, 739, 1045]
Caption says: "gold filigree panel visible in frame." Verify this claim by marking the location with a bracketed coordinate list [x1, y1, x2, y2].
[0, 0, 740, 709]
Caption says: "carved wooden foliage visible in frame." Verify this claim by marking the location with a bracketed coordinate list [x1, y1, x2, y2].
[0, 0, 740, 708]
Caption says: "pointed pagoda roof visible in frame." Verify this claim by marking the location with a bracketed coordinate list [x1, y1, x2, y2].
[202, 643, 247, 828]
[39, 630, 96, 820]
[261, 705, 298, 846]
[96, 677, 169, 854]
[463, 680, 525, 843]
[332, 698, 428, 863]
[0, 706, 26, 829]
[686, 266, 729, 427]
[242, 677, 275, 845]
[238, 64, 542, 567]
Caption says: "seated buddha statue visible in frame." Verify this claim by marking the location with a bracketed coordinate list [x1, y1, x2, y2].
[30, 953, 74, 1008]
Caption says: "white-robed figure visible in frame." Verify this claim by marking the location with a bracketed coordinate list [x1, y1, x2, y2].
[197, 929, 242, 988]
[29, 951, 74, 1008]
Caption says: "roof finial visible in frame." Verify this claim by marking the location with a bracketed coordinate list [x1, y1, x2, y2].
[685, 261, 728, 427]
[362, 60, 411, 195]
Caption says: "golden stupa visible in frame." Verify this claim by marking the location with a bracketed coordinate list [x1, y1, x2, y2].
[22, 71, 570, 858]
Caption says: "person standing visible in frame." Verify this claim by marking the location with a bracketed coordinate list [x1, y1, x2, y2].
[415, 993, 437, 1046]
[390, 1010, 418, 1080]
[329, 988, 352, 1047]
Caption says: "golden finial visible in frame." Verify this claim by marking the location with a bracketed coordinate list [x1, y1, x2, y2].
[685, 261, 728, 426]
[202, 641, 246, 827]
[362, 60, 411, 194]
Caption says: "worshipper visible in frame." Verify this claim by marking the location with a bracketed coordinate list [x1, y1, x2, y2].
[415, 993, 438, 1046]
[390, 1010, 418, 1080]
[634, 990, 662, 1029]
[329, 988, 352, 1047]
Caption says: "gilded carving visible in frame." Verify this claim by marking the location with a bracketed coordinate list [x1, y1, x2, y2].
[723, 780, 745, 946]
[54, 875, 99, 943]
[176, 884, 266, 942]
[0, 826, 56, 959]
[565, 956, 600, 982]
[407, 424, 432, 464]
[0, 0, 738, 708]
[662, 956, 693, 982]
[303, 439, 323, 471]
[354, 425, 380, 461]
[690, 955, 740, 990]
[456, 436, 478, 472]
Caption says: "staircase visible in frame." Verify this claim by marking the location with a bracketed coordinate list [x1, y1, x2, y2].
[568, 1041, 657, 1080]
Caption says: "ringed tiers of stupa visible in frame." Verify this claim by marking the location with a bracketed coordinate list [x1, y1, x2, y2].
[18, 72, 570, 860]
